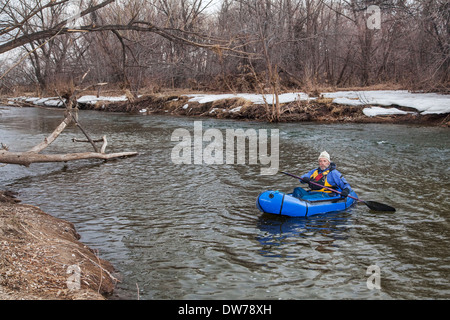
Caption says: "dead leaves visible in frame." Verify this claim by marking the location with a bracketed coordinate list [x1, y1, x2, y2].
[0, 200, 117, 299]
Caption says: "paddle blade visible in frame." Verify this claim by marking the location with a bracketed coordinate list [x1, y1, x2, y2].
[363, 201, 396, 212]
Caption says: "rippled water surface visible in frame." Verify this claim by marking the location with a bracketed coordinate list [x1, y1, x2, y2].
[0, 106, 449, 299]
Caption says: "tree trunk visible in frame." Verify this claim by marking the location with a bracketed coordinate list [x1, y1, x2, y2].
[0, 150, 138, 167]
[1, 91, 138, 167]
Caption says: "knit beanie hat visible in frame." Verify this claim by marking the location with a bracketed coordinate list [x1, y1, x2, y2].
[318, 151, 331, 162]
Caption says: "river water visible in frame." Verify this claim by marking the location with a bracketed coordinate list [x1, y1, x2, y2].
[0, 106, 449, 300]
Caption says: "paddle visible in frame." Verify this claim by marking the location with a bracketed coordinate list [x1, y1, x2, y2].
[280, 171, 396, 212]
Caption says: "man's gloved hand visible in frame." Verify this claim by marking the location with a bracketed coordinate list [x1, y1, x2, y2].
[340, 188, 350, 198]
[301, 177, 310, 183]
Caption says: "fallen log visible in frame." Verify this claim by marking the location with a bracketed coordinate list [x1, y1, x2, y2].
[72, 135, 108, 154]
[0, 150, 138, 167]
[0, 78, 138, 166]
[27, 113, 72, 153]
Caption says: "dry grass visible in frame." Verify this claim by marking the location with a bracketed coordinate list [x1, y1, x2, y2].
[0, 191, 118, 300]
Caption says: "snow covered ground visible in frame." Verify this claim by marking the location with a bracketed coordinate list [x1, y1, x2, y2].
[8, 95, 129, 107]
[8, 96, 66, 107]
[321, 90, 450, 115]
[186, 92, 310, 105]
[77, 95, 129, 104]
[8, 90, 450, 116]
[187, 90, 450, 116]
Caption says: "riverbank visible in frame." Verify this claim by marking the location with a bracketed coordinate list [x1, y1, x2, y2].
[112, 92, 449, 126]
[5, 90, 449, 127]
[0, 190, 117, 300]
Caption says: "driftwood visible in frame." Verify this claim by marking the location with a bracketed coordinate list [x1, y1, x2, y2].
[0, 83, 138, 166]
[73, 136, 108, 154]
[0, 150, 138, 167]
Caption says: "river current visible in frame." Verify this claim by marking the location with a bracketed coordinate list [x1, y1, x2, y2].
[0, 106, 449, 299]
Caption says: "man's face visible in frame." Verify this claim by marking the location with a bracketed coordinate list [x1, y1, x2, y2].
[319, 158, 330, 170]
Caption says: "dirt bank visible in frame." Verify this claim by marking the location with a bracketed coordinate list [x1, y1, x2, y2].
[0, 191, 117, 300]
[76, 93, 450, 127]
[4, 92, 449, 126]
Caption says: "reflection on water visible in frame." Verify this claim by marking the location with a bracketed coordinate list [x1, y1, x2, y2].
[0, 106, 449, 299]
[256, 212, 352, 258]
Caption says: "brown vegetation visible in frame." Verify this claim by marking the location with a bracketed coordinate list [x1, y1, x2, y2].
[67, 92, 448, 127]
[0, 191, 117, 300]
[0, 0, 448, 98]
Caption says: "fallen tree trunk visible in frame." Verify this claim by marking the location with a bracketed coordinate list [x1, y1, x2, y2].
[27, 114, 72, 153]
[0, 150, 138, 167]
[0, 84, 138, 166]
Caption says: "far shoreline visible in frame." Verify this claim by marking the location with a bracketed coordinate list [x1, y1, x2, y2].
[3, 90, 449, 127]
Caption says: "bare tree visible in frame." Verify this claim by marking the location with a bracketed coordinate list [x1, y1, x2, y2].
[0, 1, 137, 167]
[1, 0, 448, 97]
[0, 0, 254, 166]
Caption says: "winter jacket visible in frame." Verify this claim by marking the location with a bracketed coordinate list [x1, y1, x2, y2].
[300, 162, 352, 193]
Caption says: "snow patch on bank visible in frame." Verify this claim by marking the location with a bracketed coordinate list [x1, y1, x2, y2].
[362, 107, 411, 117]
[8, 90, 450, 117]
[186, 92, 310, 105]
[77, 95, 129, 104]
[185, 90, 450, 116]
[321, 90, 450, 115]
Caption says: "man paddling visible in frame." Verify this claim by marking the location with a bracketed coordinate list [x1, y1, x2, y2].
[293, 151, 352, 199]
